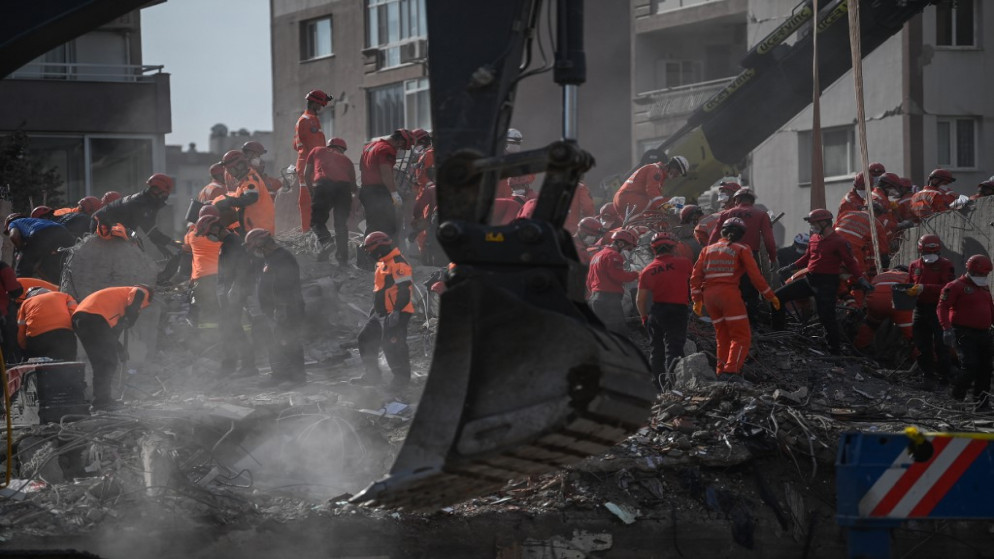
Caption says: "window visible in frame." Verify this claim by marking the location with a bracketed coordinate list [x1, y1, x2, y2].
[368, 83, 404, 138]
[405, 78, 431, 131]
[320, 108, 336, 140]
[302, 17, 333, 60]
[367, 0, 427, 69]
[936, 0, 975, 47]
[797, 126, 857, 185]
[937, 117, 977, 168]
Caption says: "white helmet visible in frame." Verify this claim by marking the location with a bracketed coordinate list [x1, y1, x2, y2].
[506, 128, 523, 144]
[668, 155, 689, 176]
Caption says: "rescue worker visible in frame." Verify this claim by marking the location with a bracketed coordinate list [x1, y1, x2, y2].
[852, 266, 913, 353]
[242, 141, 282, 203]
[777, 234, 810, 278]
[4, 214, 75, 283]
[833, 208, 890, 273]
[73, 285, 153, 411]
[294, 89, 333, 232]
[53, 196, 102, 238]
[939, 255, 994, 410]
[198, 163, 228, 203]
[303, 136, 356, 264]
[905, 234, 956, 387]
[613, 155, 689, 218]
[0, 261, 23, 362]
[564, 181, 596, 234]
[30, 206, 55, 221]
[244, 229, 306, 387]
[586, 229, 640, 334]
[574, 217, 607, 265]
[893, 178, 915, 222]
[352, 232, 415, 391]
[412, 130, 435, 197]
[90, 173, 176, 252]
[868, 162, 887, 184]
[359, 129, 415, 240]
[17, 287, 78, 361]
[185, 211, 222, 327]
[971, 178, 994, 201]
[837, 173, 869, 219]
[910, 168, 957, 221]
[707, 187, 778, 320]
[599, 203, 622, 231]
[691, 217, 780, 381]
[680, 205, 704, 228]
[775, 209, 873, 355]
[495, 129, 538, 199]
[636, 232, 692, 388]
[694, 212, 721, 247]
[715, 181, 741, 211]
[219, 150, 275, 234]
[54, 196, 102, 217]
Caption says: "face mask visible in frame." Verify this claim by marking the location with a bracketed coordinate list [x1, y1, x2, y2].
[250, 157, 261, 167]
[717, 194, 729, 204]
[922, 254, 939, 264]
[970, 275, 989, 287]
[505, 143, 521, 154]
[809, 225, 822, 235]
[580, 235, 595, 246]
[252, 249, 265, 259]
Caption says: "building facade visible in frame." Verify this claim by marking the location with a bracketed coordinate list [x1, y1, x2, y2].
[0, 10, 171, 207]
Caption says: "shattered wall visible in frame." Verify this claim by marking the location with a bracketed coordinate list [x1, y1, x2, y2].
[892, 196, 994, 275]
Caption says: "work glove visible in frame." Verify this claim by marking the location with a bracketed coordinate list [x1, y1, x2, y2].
[769, 296, 781, 311]
[856, 278, 875, 292]
[692, 300, 703, 317]
[777, 265, 795, 277]
[385, 311, 401, 330]
[391, 192, 403, 208]
[943, 329, 957, 348]
[905, 284, 923, 296]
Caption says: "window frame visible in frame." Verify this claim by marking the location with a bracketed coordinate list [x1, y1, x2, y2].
[301, 16, 334, 62]
[796, 125, 858, 187]
[366, 0, 427, 70]
[936, 116, 979, 170]
[934, 0, 978, 49]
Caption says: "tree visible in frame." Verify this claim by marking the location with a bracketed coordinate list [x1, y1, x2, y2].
[0, 128, 64, 213]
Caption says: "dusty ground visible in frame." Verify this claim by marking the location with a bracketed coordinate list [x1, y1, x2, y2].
[2, 234, 993, 558]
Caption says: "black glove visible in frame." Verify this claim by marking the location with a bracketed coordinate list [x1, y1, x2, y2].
[856, 278, 875, 292]
[777, 265, 795, 277]
[385, 311, 401, 330]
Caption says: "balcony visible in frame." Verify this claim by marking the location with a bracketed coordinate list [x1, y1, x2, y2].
[8, 62, 165, 83]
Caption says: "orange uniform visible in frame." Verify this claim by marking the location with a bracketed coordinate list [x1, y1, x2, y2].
[694, 214, 720, 247]
[853, 269, 913, 349]
[833, 211, 889, 268]
[294, 109, 326, 232]
[374, 248, 415, 314]
[17, 291, 77, 348]
[690, 239, 775, 375]
[74, 286, 151, 329]
[613, 163, 667, 217]
[16, 278, 59, 303]
[413, 148, 435, 197]
[183, 228, 221, 280]
[235, 169, 276, 234]
[197, 181, 226, 204]
[564, 182, 596, 234]
[837, 189, 866, 219]
[910, 187, 956, 221]
[53, 207, 78, 217]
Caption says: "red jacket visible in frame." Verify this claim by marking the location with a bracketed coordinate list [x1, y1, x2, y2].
[837, 189, 866, 219]
[305, 146, 356, 184]
[359, 139, 397, 186]
[938, 276, 994, 330]
[638, 254, 691, 305]
[587, 246, 638, 294]
[911, 187, 956, 221]
[791, 230, 863, 278]
[908, 256, 956, 306]
[707, 203, 776, 259]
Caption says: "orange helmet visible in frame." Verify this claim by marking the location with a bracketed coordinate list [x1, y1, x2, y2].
[305, 89, 333, 106]
[101, 191, 122, 206]
[78, 196, 102, 215]
[147, 173, 174, 195]
[30, 205, 54, 219]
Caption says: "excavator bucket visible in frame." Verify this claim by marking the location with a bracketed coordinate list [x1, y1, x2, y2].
[351, 271, 652, 511]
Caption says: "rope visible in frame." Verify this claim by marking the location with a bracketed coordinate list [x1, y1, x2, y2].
[847, 0, 883, 272]
[810, 0, 825, 211]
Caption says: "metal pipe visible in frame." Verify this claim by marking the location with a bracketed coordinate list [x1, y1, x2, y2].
[563, 84, 578, 140]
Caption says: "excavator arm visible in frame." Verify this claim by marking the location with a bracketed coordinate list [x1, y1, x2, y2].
[351, 0, 653, 511]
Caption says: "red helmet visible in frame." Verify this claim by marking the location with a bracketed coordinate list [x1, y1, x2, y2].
[412, 128, 431, 145]
[732, 186, 755, 201]
[3, 213, 24, 234]
[198, 204, 220, 219]
[868, 162, 886, 177]
[928, 168, 955, 185]
[327, 137, 347, 151]
[609, 229, 638, 247]
[877, 172, 902, 190]
[78, 196, 102, 215]
[209, 163, 226, 180]
[966, 255, 993, 276]
[917, 234, 941, 254]
[393, 129, 417, 150]
[721, 217, 747, 236]
[718, 181, 741, 194]
[362, 231, 394, 253]
[650, 231, 678, 252]
[241, 141, 267, 156]
[804, 208, 834, 223]
[243, 228, 272, 249]
[195, 215, 220, 236]
[577, 217, 605, 237]
[853, 172, 865, 189]
[147, 173, 174, 194]
[979, 180, 994, 192]
[600, 203, 619, 221]
[305, 89, 332, 106]
[30, 205, 53, 219]
[101, 191, 122, 206]
[221, 150, 246, 166]
[679, 204, 704, 224]
[899, 178, 913, 191]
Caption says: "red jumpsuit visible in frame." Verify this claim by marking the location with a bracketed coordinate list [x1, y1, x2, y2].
[706, 202, 777, 260]
[413, 148, 434, 198]
[613, 163, 667, 217]
[938, 275, 994, 402]
[587, 246, 639, 333]
[853, 269, 913, 349]
[833, 211, 889, 272]
[564, 182, 595, 234]
[690, 239, 775, 375]
[293, 109, 326, 232]
[910, 187, 956, 221]
[837, 189, 866, 219]
[894, 193, 914, 222]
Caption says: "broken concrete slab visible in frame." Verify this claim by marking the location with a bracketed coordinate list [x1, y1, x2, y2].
[671, 352, 715, 390]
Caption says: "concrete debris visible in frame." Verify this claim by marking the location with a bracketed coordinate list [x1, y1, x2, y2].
[670, 352, 714, 390]
[603, 501, 639, 524]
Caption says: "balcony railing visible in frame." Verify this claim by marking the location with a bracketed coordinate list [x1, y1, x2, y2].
[634, 76, 735, 121]
[8, 63, 165, 83]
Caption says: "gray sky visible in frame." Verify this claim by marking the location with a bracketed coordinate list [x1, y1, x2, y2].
[141, 0, 273, 150]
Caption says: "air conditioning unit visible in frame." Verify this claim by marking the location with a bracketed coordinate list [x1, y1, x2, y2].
[400, 39, 428, 64]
